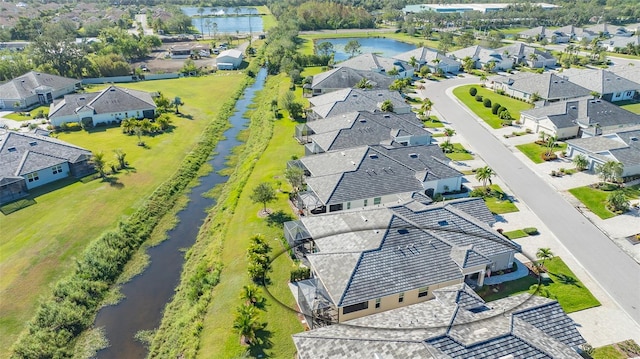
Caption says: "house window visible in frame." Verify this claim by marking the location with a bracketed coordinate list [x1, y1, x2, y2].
[418, 287, 429, 298]
[626, 91, 633, 97]
[375, 298, 381, 309]
[373, 197, 381, 205]
[398, 292, 404, 303]
[364, 199, 368, 207]
[26, 172, 39, 182]
[52, 165, 63, 174]
[329, 203, 343, 212]
[343, 301, 369, 314]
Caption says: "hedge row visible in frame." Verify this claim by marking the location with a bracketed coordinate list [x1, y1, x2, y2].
[10, 74, 253, 358]
[146, 56, 276, 358]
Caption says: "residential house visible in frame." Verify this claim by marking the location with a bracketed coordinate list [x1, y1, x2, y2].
[306, 88, 411, 120]
[608, 65, 640, 86]
[299, 144, 462, 213]
[519, 96, 640, 139]
[449, 45, 514, 71]
[602, 35, 640, 52]
[337, 53, 413, 78]
[308, 67, 395, 97]
[0, 131, 93, 205]
[495, 42, 557, 68]
[573, 27, 599, 42]
[168, 45, 192, 59]
[297, 111, 430, 155]
[215, 49, 243, 70]
[585, 22, 611, 37]
[518, 26, 546, 41]
[287, 198, 518, 323]
[492, 72, 592, 102]
[292, 283, 585, 358]
[0, 71, 80, 111]
[559, 68, 639, 102]
[48, 86, 157, 127]
[566, 129, 640, 176]
[551, 25, 576, 43]
[393, 47, 460, 73]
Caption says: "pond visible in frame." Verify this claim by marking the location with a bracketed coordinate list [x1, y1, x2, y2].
[181, 7, 263, 34]
[318, 37, 416, 62]
[93, 68, 268, 359]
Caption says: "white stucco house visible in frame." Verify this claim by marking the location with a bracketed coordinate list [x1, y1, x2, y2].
[216, 49, 244, 70]
[0, 71, 80, 110]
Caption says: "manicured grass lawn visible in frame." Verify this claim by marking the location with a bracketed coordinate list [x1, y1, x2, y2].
[478, 257, 600, 313]
[620, 102, 640, 114]
[503, 229, 528, 239]
[568, 184, 640, 220]
[445, 143, 474, 161]
[606, 52, 640, 60]
[255, 5, 277, 31]
[3, 105, 50, 121]
[0, 73, 245, 356]
[483, 184, 519, 214]
[453, 85, 533, 129]
[423, 115, 444, 128]
[516, 142, 567, 164]
[592, 345, 626, 359]
[197, 74, 304, 358]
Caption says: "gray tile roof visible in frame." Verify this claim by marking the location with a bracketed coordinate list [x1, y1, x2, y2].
[496, 42, 555, 61]
[394, 47, 459, 68]
[560, 68, 640, 94]
[293, 284, 584, 359]
[305, 145, 460, 205]
[449, 45, 504, 65]
[518, 26, 546, 37]
[49, 85, 156, 119]
[337, 53, 410, 73]
[0, 131, 91, 180]
[307, 111, 427, 152]
[499, 73, 591, 100]
[311, 67, 395, 91]
[0, 71, 79, 100]
[567, 136, 627, 152]
[608, 65, 640, 85]
[304, 198, 514, 307]
[309, 89, 409, 119]
[445, 197, 496, 225]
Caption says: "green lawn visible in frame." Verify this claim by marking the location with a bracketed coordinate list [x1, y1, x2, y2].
[478, 257, 600, 313]
[423, 116, 444, 128]
[606, 52, 640, 60]
[445, 143, 474, 161]
[592, 345, 626, 359]
[483, 185, 519, 214]
[453, 85, 533, 129]
[516, 142, 567, 164]
[0, 73, 245, 356]
[197, 74, 304, 358]
[503, 229, 528, 239]
[569, 185, 640, 220]
[3, 105, 50, 121]
[620, 102, 640, 114]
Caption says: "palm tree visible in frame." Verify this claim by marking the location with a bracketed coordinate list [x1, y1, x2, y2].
[91, 151, 106, 178]
[479, 73, 487, 84]
[443, 128, 455, 144]
[205, 19, 212, 38]
[197, 7, 205, 36]
[475, 166, 495, 188]
[536, 247, 554, 267]
[538, 130, 548, 142]
[233, 305, 261, 345]
[113, 149, 127, 170]
[528, 53, 539, 66]
[596, 161, 624, 184]
[355, 78, 373, 89]
[462, 56, 475, 73]
[409, 56, 418, 70]
[545, 135, 558, 157]
[421, 98, 433, 118]
[483, 61, 496, 73]
[211, 22, 218, 40]
[607, 191, 630, 212]
[573, 154, 588, 171]
[240, 284, 262, 306]
[120, 118, 135, 134]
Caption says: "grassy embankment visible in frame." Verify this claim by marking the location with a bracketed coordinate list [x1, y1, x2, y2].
[0, 73, 245, 357]
[148, 72, 304, 358]
[453, 85, 533, 129]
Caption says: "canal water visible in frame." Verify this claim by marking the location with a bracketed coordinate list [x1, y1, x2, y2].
[94, 68, 268, 359]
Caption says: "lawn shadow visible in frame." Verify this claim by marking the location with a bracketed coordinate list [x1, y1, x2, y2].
[176, 113, 194, 120]
[550, 272, 581, 287]
[494, 214, 507, 223]
[248, 327, 273, 358]
[103, 176, 125, 189]
[266, 210, 295, 227]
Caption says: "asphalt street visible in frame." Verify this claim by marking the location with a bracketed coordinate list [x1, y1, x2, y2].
[421, 77, 640, 326]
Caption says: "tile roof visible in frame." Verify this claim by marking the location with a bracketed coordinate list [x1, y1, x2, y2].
[308, 89, 409, 119]
[337, 53, 410, 73]
[293, 284, 584, 359]
[559, 68, 640, 94]
[49, 86, 156, 119]
[393, 47, 459, 67]
[0, 131, 91, 180]
[0, 71, 79, 100]
[496, 42, 555, 60]
[497, 73, 591, 100]
[603, 35, 640, 49]
[311, 67, 395, 91]
[449, 45, 505, 65]
[608, 65, 640, 84]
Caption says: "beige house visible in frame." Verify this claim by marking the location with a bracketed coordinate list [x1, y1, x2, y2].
[286, 198, 518, 326]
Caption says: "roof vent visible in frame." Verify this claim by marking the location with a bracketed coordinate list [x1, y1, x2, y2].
[8, 147, 17, 152]
[383, 114, 390, 118]
[398, 229, 409, 234]
[359, 119, 367, 123]
[79, 97, 85, 100]
[631, 137, 638, 141]
[438, 220, 449, 226]
[109, 88, 116, 91]
[377, 93, 383, 96]
[409, 153, 418, 158]
[361, 215, 368, 222]
[29, 141, 37, 146]
[570, 106, 577, 110]
[369, 154, 378, 159]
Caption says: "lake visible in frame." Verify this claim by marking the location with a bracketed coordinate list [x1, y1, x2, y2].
[318, 37, 416, 62]
[181, 7, 263, 34]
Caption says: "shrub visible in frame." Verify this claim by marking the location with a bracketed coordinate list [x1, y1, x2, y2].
[475, 95, 483, 102]
[523, 227, 539, 235]
[469, 87, 478, 96]
[483, 98, 492, 108]
[491, 102, 501, 114]
[290, 267, 311, 282]
[496, 89, 506, 95]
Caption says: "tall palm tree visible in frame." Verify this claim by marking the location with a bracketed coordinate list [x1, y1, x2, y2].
[479, 73, 487, 84]
[596, 161, 623, 184]
[197, 7, 205, 36]
[536, 247, 554, 266]
[91, 151, 106, 178]
[409, 56, 418, 70]
[475, 166, 495, 188]
[443, 128, 455, 144]
[421, 98, 433, 118]
[545, 135, 557, 157]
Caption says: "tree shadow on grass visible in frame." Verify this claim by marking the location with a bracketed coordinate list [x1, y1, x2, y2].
[550, 272, 581, 287]
[248, 327, 273, 358]
[103, 176, 125, 189]
[266, 210, 295, 227]
[176, 113, 194, 120]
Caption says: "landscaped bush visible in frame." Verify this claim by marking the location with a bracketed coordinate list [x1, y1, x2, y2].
[491, 102, 501, 115]
[469, 87, 478, 96]
[475, 95, 483, 102]
[483, 98, 492, 108]
[59, 122, 82, 132]
[290, 267, 311, 282]
[523, 227, 539, 235]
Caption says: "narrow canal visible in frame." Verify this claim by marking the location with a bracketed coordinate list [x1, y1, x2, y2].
[94, 68, 268, 359]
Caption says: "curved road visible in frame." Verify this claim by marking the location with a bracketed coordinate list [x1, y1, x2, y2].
[422, 77, 640, 325]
